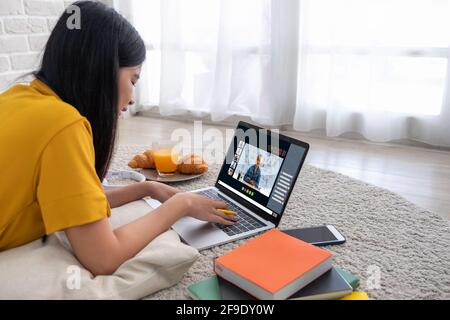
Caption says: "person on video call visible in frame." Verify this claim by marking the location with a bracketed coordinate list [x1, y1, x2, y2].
[244, 154, 262, 188]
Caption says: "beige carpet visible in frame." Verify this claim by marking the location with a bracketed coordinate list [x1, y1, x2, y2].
[111, 145, 450, 300]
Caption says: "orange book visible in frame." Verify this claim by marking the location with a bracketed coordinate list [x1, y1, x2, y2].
[214, 229, 333, 300]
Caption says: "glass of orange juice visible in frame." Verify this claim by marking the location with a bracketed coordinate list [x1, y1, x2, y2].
[151, 141, 180, 176]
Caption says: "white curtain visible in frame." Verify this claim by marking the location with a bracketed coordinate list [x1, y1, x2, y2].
[121, 0, 450, 147]
[294, 0, 450, 146]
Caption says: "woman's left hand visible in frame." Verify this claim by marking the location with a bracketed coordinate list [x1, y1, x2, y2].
[145, 181, 181, 203]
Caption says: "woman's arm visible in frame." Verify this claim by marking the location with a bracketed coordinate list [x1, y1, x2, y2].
[64, 192, 237, 276]
[104, 181, 180, 208]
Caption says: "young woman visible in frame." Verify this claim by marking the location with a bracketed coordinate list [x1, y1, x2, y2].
[0, 1, 237, 276]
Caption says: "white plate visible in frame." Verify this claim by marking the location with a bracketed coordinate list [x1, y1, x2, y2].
[136, 168, 205, 183]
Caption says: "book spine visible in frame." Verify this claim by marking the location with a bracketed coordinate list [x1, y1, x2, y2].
[214, 260, 270, 300]
[214, 260, 223, 274]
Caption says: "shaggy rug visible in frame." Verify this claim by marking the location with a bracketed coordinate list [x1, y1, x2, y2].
[110, 145, 450, 300]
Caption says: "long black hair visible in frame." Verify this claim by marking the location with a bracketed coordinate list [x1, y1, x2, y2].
[35, 1, 146, 181]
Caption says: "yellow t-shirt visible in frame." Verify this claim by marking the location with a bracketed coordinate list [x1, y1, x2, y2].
[0, 79, 111, 251]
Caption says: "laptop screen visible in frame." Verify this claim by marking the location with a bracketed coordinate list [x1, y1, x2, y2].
[215, 122, 309, 224]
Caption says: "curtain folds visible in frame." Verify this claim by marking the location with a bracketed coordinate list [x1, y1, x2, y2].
[118, 0, 450, 147]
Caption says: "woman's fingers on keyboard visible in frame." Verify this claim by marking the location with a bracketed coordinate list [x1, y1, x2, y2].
[210, 213, 234, 225]
[211, 199, 228, 209]
[216, 210, 239, 221]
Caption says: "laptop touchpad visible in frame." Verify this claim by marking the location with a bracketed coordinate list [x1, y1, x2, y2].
[172, 216, 229, 245]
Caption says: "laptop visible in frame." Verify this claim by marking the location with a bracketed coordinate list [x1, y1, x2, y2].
[150, 121, 309, 250]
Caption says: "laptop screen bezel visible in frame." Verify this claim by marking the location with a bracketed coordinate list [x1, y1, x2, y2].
[214, 121, 310, 226]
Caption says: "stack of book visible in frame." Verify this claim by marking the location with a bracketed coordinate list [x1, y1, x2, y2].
[188, 229, 368, 300]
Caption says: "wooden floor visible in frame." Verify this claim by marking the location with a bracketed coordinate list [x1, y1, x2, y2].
[118, 116, 450, 220]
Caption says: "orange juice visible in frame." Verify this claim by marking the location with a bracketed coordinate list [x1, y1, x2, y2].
[151, 148, 179, 174]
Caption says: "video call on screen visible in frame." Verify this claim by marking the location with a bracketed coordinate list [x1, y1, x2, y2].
[218, 126, 307, 217]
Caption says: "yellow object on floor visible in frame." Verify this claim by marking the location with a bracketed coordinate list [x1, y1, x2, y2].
[340, 292, 369, 300]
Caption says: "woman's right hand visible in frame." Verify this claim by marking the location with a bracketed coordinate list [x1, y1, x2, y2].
[173, 192, 239, 225]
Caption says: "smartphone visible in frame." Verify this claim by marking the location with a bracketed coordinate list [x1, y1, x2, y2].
[282, 225, 346, 246]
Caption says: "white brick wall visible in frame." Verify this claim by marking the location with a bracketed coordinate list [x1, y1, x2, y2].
[0, 0, 113, 92]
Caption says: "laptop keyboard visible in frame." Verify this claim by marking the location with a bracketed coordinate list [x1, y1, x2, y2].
[196, 189, 266, 236]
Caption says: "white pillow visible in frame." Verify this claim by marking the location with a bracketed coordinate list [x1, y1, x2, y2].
[0, 199, 199, 299]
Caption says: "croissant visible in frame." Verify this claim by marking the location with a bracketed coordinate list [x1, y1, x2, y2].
[178, 154, 208, 174]
[128, 150, 155, 169]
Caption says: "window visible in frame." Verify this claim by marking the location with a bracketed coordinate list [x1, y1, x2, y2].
[301, 0, 450, 115]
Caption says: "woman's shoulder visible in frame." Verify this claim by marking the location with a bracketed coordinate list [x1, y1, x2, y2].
[2, 80, 82, 116]
[0, 80, 91, 143]
[32, 96, 84, 127]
